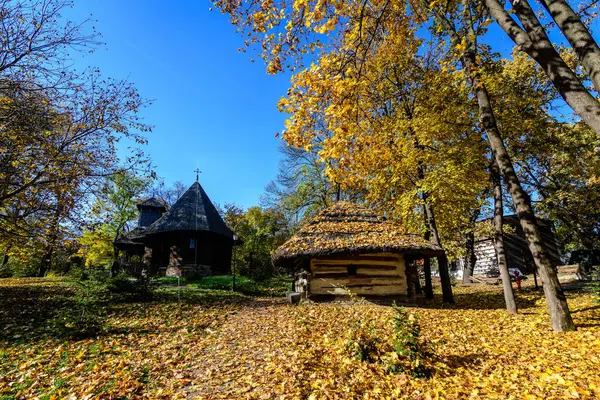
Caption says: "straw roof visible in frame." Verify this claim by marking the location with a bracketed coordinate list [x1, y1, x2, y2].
[272, 201, 443, 265]
[143, 182, 235, 239]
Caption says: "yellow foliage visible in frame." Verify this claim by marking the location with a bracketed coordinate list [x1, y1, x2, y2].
[1, 279, 599, 398]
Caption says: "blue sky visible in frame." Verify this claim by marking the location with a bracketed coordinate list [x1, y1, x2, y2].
[65, 0, 292, 209]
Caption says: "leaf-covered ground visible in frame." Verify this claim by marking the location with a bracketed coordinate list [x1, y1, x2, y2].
[1, 278, 599, 399]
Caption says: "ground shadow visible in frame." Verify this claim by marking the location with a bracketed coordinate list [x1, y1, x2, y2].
[437, 352, 489, 371]
[0, 283, 255, 345]
[572, 304, 600, 314]
[308, 287, 543, 310]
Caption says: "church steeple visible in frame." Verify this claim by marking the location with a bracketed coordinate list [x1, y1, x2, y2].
[143, 181, 235, 239]
[136, 198, 166, 228]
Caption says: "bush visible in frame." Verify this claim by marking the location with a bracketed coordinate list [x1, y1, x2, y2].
[387, 304, 432, 377]
[54, 279, 109, 338]
[345, 317, 382, 363]
[2, 259, 37, 278]
[106, 272, 157, 301]
[344, 305, 434, 377]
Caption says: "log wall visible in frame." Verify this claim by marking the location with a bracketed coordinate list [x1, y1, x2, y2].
[309, 253, 407, 296]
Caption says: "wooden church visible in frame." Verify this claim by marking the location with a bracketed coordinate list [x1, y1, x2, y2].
[115, 180, 239, 277]
[272, 202, 444, 298]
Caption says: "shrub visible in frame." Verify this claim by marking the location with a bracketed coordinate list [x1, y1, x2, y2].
[344, 305, 434, 377]
[345, 317, 382, 363]
[190, 275, 292, 297]
[387, 304, 432, 377]
[2, 259, 37, 278]
[106, 272, 157, 301]
[54, 279, 109, 338]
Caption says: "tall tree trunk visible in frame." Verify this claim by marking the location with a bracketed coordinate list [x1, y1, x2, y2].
[484, 0, 600, 136]
[491, 159, 518, 314]
[37, 247, 53, 277]
[423, 257, 434, 300]
[1, 246, 10, 269]
[423, 201, 455, 304]
[539, 0, 600, 92]
[463, 52, 575, 331]
[111, 246, 120, 278]
[462, 209, 480, 284]
[421, 203, 435, 300]
[463, 230, 476, 284]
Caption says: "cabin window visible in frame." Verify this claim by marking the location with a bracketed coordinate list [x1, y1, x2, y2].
[347, 264, 357, 276]
[190, 239, 195, 249]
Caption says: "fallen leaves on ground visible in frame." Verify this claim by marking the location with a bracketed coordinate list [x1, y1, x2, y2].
[1, 278, 599, 399]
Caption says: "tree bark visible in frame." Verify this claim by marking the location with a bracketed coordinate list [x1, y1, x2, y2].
[37, 248, 52, 277]
[491, 159, 518, 314]
[484, 0, 600, 136]
[462, 230, 476, 284]
[423, 201, 455, 304]
[110, 245, 120, 278]
[423, 256, 434, 299]
[420, 196, 434, 299]
[462, 209, 480, 284]
[1, 246, 10, 269]
[540, 0, 600, 93]
[420, 202, 436, 300]
[463, 52, 575, 331]
[414, 271, 423, 294]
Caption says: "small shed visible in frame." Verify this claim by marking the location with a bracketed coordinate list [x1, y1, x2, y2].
[272, 202, 443, 298]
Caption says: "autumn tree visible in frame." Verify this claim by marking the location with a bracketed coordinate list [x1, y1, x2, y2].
[214, 0, 578, 329]
[0, 0, 152, 274]
[484, 0, 600, 136]
[153, 180, 187, 207]
[223, 204, 290, 278]
[78, 171, 151, 275]
[261, 144, 357, 229]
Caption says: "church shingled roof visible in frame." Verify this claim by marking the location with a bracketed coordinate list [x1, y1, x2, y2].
[143, 182, 235, 239]
[272, 201, 443, 265]
[136, 198, 166, 211]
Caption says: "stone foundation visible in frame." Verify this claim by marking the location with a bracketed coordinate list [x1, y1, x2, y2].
[165, 264, 212, 278]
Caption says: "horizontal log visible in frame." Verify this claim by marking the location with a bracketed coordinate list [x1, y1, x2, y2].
[311, 276, 405, 289]
[314, 273, 404, 279]
[313, 263, 400, 271]
[357, 267, 403, 276]
[313, 259, 401, 267]
[314, 255, 401, 262]
[311, 284, 407, 296]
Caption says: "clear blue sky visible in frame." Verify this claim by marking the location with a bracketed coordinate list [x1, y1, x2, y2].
[65, 0, 292, 209]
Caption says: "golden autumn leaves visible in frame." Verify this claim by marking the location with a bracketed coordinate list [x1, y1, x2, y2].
[2, 278, 599, 398]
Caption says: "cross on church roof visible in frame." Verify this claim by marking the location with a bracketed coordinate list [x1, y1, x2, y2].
[194, 168, 202, 182]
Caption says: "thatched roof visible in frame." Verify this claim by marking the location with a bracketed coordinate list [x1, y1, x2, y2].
[143, 181, 235, 239]
[272, 202, 443, 265]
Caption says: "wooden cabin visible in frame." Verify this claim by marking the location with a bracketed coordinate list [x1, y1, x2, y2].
[457, 215, 562, 277]
[272, 202, 444, 298]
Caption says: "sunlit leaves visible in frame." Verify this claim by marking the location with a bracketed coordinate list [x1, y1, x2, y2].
[2, 279, 599, 398]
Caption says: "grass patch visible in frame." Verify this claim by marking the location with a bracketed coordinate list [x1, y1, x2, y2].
[156, 275, 292, 297]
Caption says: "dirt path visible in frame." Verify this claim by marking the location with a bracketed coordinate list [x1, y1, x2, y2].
[185, 298, 301, 399]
